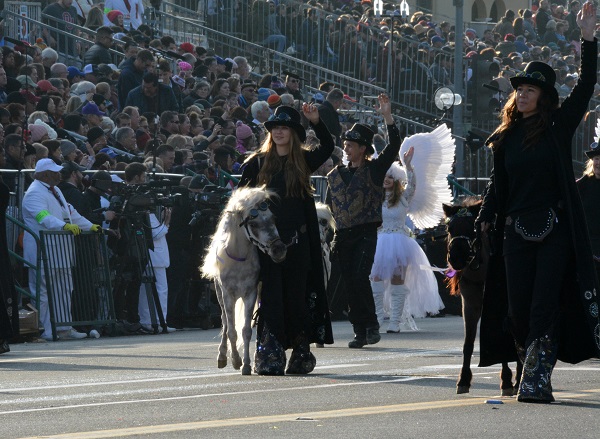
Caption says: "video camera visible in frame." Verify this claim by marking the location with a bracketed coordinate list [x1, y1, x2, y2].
[188, 184, 230, 227]
[109, 179, 184, 216]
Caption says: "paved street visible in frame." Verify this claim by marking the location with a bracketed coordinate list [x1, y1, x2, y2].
[1, 316, 599, 439]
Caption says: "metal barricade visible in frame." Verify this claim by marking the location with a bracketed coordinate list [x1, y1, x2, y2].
[0, 9, 126, 67]
[39, 230, 115, 341]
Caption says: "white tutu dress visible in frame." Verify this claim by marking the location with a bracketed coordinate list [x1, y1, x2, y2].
[370, 168, 444, 320]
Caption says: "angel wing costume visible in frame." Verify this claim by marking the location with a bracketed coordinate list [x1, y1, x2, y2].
[370, 124, 455, 332]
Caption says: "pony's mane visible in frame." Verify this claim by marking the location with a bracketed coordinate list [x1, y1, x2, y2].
[202, 186, 276, 279]
[315, 202, 336, 232]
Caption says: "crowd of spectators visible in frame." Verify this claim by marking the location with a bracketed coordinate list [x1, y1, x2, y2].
[1, 0, 598, 338]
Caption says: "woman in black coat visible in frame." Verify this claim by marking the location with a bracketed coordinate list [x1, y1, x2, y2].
[577, 144, 600, 286]
[477, 2, 600, 403]
[239, 104, 334, 375]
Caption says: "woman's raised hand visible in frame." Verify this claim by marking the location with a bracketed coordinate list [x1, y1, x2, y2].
[577, 1, 597, 41]
[302, 102, 320, 124]
[403, 146, 414, 167]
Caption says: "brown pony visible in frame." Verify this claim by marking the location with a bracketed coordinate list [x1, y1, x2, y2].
[443, 197, 521, 396]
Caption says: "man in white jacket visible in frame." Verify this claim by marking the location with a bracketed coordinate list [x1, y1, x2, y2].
[23, 159, 101, 340]
[138, 207, 174, 333]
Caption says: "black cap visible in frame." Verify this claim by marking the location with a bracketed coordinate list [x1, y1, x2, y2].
[61, 160, 86, 177]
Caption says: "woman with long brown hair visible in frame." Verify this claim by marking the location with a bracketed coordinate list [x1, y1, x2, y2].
[478, 1, 600, 403]
[239, 104, 334, 375]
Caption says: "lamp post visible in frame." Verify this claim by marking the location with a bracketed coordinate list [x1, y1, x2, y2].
[373, 0, 409, 99]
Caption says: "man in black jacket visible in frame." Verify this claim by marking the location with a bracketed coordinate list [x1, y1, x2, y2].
[83, 27, 115, 66]
[117, 50, 155, 110]
[317, 88, 343, 146]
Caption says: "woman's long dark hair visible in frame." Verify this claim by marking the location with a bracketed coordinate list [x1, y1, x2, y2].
[246, 130, 313, 199]
[488, 88, 558, 151]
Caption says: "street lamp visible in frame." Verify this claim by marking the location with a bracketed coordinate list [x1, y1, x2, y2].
[373, 1, 409, 98]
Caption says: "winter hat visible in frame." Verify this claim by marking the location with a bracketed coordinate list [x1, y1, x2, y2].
[34, 119, 57, 139]
[257, 88, 271, 101]
[178, 61, 193, 71]
[28, 124, 49, 143]
[106, 10, 124, 25]
[235, 121, 253, 140]
[180, 42, 195, 54]
[386, 162, 407, 184]
[60, 140, 77, 157]
[267, 94, 282, 109]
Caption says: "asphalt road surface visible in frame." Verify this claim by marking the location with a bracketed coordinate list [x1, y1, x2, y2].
[1, 316, 599, 438]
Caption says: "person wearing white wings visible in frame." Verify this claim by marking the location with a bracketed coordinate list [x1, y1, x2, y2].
[370, 124, 456, 333]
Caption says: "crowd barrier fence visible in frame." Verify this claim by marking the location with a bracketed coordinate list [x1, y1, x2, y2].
[39, 230, 116, 341]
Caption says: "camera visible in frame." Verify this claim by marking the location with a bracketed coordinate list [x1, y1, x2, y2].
[188, 184, 230, 227]
[109, 180, 183, 216]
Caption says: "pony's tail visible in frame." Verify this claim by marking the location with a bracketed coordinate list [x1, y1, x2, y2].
[200, 245, 218, 280]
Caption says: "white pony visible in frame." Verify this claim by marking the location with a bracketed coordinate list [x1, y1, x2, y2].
[201, 187, 287, 375]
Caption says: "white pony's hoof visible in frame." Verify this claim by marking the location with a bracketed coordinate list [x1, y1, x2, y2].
[242, 365, 252, 375]
[232, 356, 243, 370]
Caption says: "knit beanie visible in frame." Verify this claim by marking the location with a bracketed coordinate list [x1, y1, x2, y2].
[267, 94, 282, 109]
[106, 10, 123, 25]
[28, 124, 48, 143]
[235, 121, 253, 140]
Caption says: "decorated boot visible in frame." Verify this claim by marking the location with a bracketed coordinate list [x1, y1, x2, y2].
[517, 335, 558, 403]
[286, 334, 316, 374]
[254, 324, 286, 376]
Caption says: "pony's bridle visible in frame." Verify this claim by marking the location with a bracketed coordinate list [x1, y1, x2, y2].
[239, 201, 298, 254]
[447, 208, 482, 271]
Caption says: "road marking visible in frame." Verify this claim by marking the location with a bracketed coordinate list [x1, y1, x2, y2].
[0, 363, 370, 393]
[15, 397, 509, 439]
[14, 388, 600, 438]
[0, 357, 54, 363]
[0, 376, 432, 415]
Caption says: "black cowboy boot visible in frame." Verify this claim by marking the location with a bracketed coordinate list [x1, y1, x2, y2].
[517, 335, 558, 403]
[286, 334, 316, 374]
[254, 324, 286, 376]
[348, 325, 367, 348]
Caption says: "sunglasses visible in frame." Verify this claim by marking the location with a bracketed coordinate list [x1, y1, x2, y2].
[516, 71, 546, 82]
[269, 112, 292, 122]
[240, 201, 269, 227]
[288, 78, 299, 83]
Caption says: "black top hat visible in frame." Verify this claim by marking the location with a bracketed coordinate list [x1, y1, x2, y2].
[585, 142, 600, 159]
[282, 70, 302, 81]
[341, 123, 375, 154]
[509, 61, 558, 104]
[264, 106, 306, 142]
